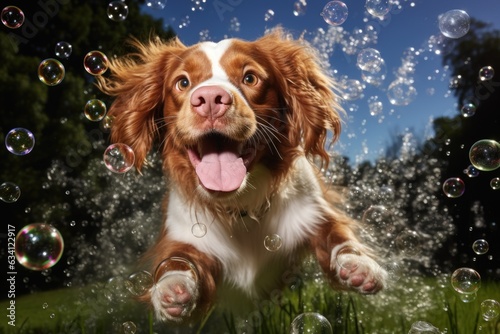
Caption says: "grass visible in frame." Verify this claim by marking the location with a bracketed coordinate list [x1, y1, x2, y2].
[1, 274, 499, 334]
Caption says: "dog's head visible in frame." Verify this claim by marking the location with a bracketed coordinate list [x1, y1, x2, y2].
[97, 29, 342, 202]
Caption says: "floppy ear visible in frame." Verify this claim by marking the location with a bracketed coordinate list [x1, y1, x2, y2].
[256, 29, 343, 167]
[96, 37, 187, 171]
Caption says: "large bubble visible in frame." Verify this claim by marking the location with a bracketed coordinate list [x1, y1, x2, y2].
[481, 299, 500, 321]
[438, 9, 470, 39]
[126, 271, 154, 296]
[15, 223, 64, 271]
[357, 48, 383, 72]
[0, 182, 21, 203]
[38, 59, 65, 86]
[5, 127, 35, 155]
[1, 6, 24, 29]
[450, 267, 481, 295]
[290, 312, 333, 334]
[321, 1, 348, 26]
[442, 177, 465, 198]
[468, 139, 500, 171]
[84, 99, 107, 122]
[103, 143, 135, 174]
[83, 51, 109, 75]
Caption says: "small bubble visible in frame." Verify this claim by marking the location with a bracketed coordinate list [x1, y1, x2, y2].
[5, 128, 35, 155]
[481, 299, 500, 321]
[107, 1, 129, 22]
[365, 0, 391, 18]
[472, 239, 489, 255]
[49, 313, 55, 319]
[1, 6, 24, 29]
[191, 223, 207, 238]
[122, 321, 137, 334]
[290, 312, 333, 334]
[469, 139, 500, 171]
[463, 165, 479, 178]
[42, 302, 49, 309]
[54, 41, 72, 59]
[126, 271, 153, 296]
[264, 9, 275, 22]
[84, 99, 107, 122]
[101, 115, 115, 132]
[321, 1, 348, 26]
[83, 51, 109, 75]
[438, 9, 470, 39]
[357, 48, 383, 72]
[15, 223, 64, 271]
[451, 267, 481, 294]
[459, 291, 477, 303]
[460, 102, 476, 117]
[103, 143, 135, 173]
[408, 321, 440, 334]
[293, 0, 307, 16]
[490, 177, 500, 190]
[368, 96, 383, 116]
[479, 66, 494, 81]
[146, 0, 167, 10]
[0, 182, 21, 203]
[264, 234, 283, 252]
[38, 59, 65, 86]
[442, 177, 465, 198]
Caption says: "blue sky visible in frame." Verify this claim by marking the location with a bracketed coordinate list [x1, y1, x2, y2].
[141, 0, 500, 164]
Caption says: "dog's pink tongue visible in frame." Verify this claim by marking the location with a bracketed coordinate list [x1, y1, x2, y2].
[196, 151, 246, 192]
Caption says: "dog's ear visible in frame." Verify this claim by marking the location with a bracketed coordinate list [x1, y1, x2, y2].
[256, 29, 343, 167]
[96, 37, 186, 171]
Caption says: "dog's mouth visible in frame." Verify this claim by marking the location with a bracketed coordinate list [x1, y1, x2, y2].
[187, 133, 257, 193]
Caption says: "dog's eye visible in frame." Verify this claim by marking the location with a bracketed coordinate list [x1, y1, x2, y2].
[176, 77, 190, 91]
[243, 73, 258, 86]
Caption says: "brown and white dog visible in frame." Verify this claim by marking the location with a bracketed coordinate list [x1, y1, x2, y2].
[97, 29, 387, 323]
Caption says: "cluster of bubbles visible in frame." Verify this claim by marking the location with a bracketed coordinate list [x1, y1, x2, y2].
[146, 0, 167, 10]
[1, 5, 24, 29]
[107, 1, 129, 22]
[321, 1, 348, 26]
[103, 143, 136, 174]
[264, 234, 283, 252]
[290, 312, 333, 334]
[191, 0, 207, 12]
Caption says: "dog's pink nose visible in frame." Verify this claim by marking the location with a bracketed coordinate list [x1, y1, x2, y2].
[190, 86, 232, 120]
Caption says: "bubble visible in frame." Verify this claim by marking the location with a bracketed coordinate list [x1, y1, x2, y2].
[362, 205, 395, 237]
[104, 276, 129, 303]
[481, 299, 500, 321]
[290, 312, 333, 334]
[479, 66, 494, 81]
[54, 41, 72, 59]
[450, 267, 481, 294]
[438, 9, 470, 39]
[84, 99, 107, 122]
[42, 302, 49, 310]
[472, 239, 489, 255]
[293, 0, 307, 16]
[264, 234, 283, 252]
[122, 321, 137, 334]
[146, 0, 167, 10]
[365, 0, 391, 18]
[107, 1, 129, 22]
[38, 59, 65, 86]
[103, 143, 135, 173]
[442, 177, 465, 198]
[264, 9, 275, 22]
[463, 165, 479, 178]
[15, 223, 64, 271]
[368, 96, 383, 116]
[469, 139, 500, 171]
[191, 223, 207, 238]
[490, 177, 500, 190]
[458, 291, 477, 303]
[321, 1, 348, 26]
[395, 230, 421, 256]
[387, 79, 417, 106]
[126, 271, 153, 296]
[336, 245, 361, 271]
[460, 102, 476, 117]
[341, 79, 364, 101]
[0, 182, 21, 203]
[5, 128, 35, 155]
[1, 6, 24, 29]
[101, 115, 115, 132]
[357, 48, 383, 72]
[83, 51, 109, 75]
[408, 321, 440, 334]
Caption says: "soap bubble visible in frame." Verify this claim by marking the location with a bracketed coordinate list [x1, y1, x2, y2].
[103, 143, 135, 173]
[341, 79, 364, 101]
[438, 9, 470, 39]
[481, 299, 500, 321]
[463, 165, 479, 178]
[469, 139, 500, 171]
[365, 0, 391, 18]
[107, 1, 129, 22]
[146, 0, 167, 10]
[450, 267, 481, 294]
[357, 48, 383, 72]
[1, 6, 24, 29]
[264, 234, 283, 252]
[0, 182, 21, 203]
[126, 271, 153, 296]
[395, 230, 421, 256]
[290, 312, 333, 334]
[459, 291, 477, 303]
[264, 9, 275, 22]
[361, 59, 387, 86]
[460, 102, 476, 117]
[83, 51, 109, 75]
[38, 59, 65, 86]
[362, 205, 395, 237]
[15, 223, 64, 271]
[387, 79, 417, 106]
[490, 177, 500, 190]
[5, 128, 35, 155]
[54, 41, 72, 59]
[408, 321, 440, 334]
[84, 99, 107, 122]
[293, 0, 307, 16]
[478, 66, 494, 81]
[336, 245, 361, 271]
[442, 177, 465, 198]
[122, 321, 137, 334]
[368, 96, 383, 116]
[191, 223, 207, 238]
[321, 1, 348, 26]
[472, 239, 489, 255]
[101, 115, 114, 132]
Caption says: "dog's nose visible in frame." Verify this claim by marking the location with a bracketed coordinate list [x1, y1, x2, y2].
[190, 86, 232, 120]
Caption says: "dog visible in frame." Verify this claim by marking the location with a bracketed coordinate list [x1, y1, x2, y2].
[97, 29, 387, 323]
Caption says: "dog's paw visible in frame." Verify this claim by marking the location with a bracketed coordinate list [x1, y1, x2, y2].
[150, 270, 199, 322]
[331, 243, 387, 294]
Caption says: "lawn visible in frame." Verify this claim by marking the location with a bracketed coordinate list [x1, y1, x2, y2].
[1, 271, 499, 334]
